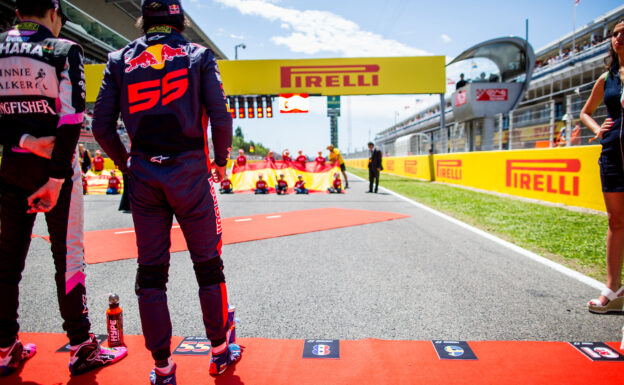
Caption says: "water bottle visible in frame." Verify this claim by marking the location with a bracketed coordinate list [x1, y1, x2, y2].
[106, 293, 124, 347]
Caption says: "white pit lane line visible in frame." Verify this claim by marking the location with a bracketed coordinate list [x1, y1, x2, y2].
[348, 172, 604, 291]
[234, 218, 253, 222]
[266, 215, 281, 219]
[115, 224, 180, 235]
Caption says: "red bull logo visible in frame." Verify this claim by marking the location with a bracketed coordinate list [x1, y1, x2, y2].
[125, 44, 187, 73]
[436, 159, 462, 180]
[280, 65, 379, 89]
[404, 159, 418, 174]
[506, 159, 580, 196]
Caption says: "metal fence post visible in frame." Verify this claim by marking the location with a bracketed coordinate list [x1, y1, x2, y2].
[549, 100, 555, 148]
[498, 113, 503, 151]
[509, 110, 514, 150]
[566, 94, 573, 146]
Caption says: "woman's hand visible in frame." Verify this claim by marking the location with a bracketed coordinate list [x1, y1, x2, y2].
[596, 118, 614, 138]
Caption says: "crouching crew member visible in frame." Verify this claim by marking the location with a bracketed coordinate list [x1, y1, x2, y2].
[294, 175, 309, 194]
[276, 174, 288, 195]
[106, 170, 121, 195]
[255, 174, 268, 194]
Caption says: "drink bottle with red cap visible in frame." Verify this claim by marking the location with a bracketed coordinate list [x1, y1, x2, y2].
[106, 293, 124, 347]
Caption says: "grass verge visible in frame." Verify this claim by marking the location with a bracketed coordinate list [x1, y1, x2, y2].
[349, 168, 608, 282]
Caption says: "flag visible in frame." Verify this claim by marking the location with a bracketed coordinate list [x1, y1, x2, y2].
[279, 93, 309, 113]
[575, 0, 580, 5]
[231, 160, 340, 193]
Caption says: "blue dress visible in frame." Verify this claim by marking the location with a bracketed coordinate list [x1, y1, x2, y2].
[599, 69, 624, 192]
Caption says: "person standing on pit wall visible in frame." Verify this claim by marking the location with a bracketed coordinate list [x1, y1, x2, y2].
[327, 144, 348, 188]
[455, 73, 467, 90]
[580, 19, 624, 314]
[0, 0, 127, 376]
[91, 0, 241, 383]
[367, 142, 382, 193]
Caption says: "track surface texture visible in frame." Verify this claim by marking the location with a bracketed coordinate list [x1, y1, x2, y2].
[21, 174, 621, 344]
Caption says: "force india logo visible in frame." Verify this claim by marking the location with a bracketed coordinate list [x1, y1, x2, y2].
[506, 159, 580, 196]
[437, 160, 462, 180]
[280, 65, 379, 89]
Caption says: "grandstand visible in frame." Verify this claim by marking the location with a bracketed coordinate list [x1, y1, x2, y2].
[363, 5, 624, 159]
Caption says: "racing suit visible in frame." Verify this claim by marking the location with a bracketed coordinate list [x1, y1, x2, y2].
[92, 25, 233, 361]
[0, 22, 90, 347]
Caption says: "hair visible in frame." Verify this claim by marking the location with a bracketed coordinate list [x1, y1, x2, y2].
[368, 142, 374, 147]
[135, 1, 189, 34]
[605, 19, 624, 74]
[16, 3, 51, 19]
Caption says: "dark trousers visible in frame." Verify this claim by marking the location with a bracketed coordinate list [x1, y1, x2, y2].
[0, 169, 90, 347]
[129, 150, 229, 360]
[118, 173, 130, 211]
[369, 168, 380, 192]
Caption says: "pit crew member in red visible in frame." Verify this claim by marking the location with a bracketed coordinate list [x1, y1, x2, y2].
[295, 150, 307, 169]
[91, 0, 240, 382]
[106, 170, 120, 195]
[235, 149, 246, 166]
[220, 177, 233, 194]
[276, 174, 288, 195]
[92, 149, 105, 172]
[255, 174, 268, 194]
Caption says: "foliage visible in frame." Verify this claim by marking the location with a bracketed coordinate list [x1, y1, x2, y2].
[231, 126, 269, 156]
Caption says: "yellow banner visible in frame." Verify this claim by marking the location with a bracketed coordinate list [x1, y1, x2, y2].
[433, 146, 604, 211]
[85, 56, 446, 101]
[345, 155, 432, 181]
[348, 146, 605, 211]
[219, 56, 446, 96]
[85, 64, 105, 103]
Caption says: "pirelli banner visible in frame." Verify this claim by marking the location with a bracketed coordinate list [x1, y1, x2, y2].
[84, 56, 445, 102]
[345, 155, 433, 181]
[218, 57, 445, 96]
[348, 146, 605, 211]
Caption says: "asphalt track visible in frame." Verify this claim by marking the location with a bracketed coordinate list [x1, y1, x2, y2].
[21, 173, 621, 345]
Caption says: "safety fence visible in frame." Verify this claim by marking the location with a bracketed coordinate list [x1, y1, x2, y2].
[345, 145, 605, 212]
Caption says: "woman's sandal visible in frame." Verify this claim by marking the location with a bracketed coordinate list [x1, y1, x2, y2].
[588, 287, 624, 314]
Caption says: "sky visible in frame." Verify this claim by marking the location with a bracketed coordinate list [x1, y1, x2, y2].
[184, 0, 622, 156]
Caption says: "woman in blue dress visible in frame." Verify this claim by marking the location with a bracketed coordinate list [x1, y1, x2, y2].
[581, 20, 624, 313]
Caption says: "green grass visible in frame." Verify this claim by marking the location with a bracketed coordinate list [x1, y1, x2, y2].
[349, 168, 608, 281]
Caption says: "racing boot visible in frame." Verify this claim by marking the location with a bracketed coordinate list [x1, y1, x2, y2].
[209, 343, 241, 376]
[150, 363, 177, 385]
[0, 340, 36, 376]
[69, 334, 127, 375]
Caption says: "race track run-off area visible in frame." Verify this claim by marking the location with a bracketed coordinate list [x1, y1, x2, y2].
[14, 173, 624, 384]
